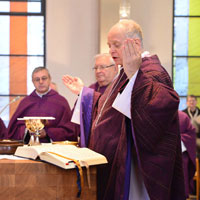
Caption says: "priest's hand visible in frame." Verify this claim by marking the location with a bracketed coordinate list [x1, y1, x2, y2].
[62, 75, 84, 95]
[39, 129, 47, 138]
[122, 38, 142, 79]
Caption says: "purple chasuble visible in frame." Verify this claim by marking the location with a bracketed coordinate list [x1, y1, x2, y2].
[87, 69, 129, 200]
[89, 82, 107, 95]
[178, 110, 196, 197]
[7, 90, 76, 143]
[0, 118, 7, 139]
[80, 55, 186, 200]
[130, 56, 185, 200]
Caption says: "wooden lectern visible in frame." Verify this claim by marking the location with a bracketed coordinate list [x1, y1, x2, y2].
[0, 159, 96, 200]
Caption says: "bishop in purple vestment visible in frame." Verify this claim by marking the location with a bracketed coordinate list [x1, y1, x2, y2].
[63, 20, 186, 200]
[7, 67, 76, 143]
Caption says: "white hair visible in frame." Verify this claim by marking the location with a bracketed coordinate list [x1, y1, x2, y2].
[115, 19, 144, 47]
[93, 53, 115, 66]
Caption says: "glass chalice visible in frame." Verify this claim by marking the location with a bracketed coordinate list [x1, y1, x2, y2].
[25, 119, 44, 145]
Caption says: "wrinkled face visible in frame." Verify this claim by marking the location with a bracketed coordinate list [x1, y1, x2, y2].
[107, 25, 126, 66]
[94, 56, 118, 87]
[187, 97, 197, 110]
[32, 69, 51, 94]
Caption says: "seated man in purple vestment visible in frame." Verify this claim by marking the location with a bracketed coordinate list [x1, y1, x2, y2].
[179, 110, 196, 198]
[63, 20, 186, 200]
[0, 118, 7, 139]
[7, 67, 76, 143]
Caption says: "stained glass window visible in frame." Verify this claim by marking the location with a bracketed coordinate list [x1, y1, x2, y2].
[173, 0, 200, 110]
[0, 0, 45, 126]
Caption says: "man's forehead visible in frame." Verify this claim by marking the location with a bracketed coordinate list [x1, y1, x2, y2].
[188, 97, 196, 101]
[96, 56, 110, 63]
[108, 24, 126, 36]
[108, 31, 126, 43]
[33, 70, 48, 77]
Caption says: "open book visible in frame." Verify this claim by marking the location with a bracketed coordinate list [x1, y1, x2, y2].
[14, 144, 107, 169]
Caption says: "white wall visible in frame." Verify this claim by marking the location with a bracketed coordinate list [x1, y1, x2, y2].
[100, 0, 173, 76]
[100, 0, 121, 53]
[46, 0, 173, 107]
[131, 0, 173, 76]
[46, 0, 99, 108]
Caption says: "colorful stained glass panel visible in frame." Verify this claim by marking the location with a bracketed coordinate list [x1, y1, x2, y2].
[188, 18, 200, 56]
[0, 16, 10, 55]
[189, 0, 200, 16]
[188, 58, 200, 95]
[174, 0, 189, 16]
[174, 57, 188, 96]
[174, 17, 189, 56]
[28, 16, 44, 55]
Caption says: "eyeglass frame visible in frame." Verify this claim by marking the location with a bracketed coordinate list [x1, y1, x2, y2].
[92, 64, 115, 70]
[33, 76, 49, 82]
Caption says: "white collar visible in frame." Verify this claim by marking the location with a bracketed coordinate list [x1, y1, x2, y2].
[141, 51, 150, 58]
[36, 88, 51, 98]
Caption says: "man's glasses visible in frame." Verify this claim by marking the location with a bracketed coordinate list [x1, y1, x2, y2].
[92, 64, 115, 70]
[33, 76, 49, 82]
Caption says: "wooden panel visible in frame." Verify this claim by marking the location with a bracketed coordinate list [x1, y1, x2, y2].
[0, 159, 97, 200]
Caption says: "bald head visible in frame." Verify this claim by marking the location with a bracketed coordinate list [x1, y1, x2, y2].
[116, 19, 143, 44]
[107, 19, 143, 66]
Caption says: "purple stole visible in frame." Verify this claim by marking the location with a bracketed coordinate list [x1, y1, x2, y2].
[79, 87, 94, 147]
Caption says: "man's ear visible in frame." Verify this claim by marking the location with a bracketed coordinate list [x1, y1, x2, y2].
[134, 38, 143, 52]
[134, 38, 141, 46]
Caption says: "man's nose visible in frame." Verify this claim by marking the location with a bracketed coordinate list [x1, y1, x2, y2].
[39, 79, 44, 83]
[109, 46, 115, 54]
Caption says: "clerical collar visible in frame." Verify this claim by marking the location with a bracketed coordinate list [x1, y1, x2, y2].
[36, 88, 51, 98]
[188, 108, 198, 118]
[141, 51, 150, 58]
[187, 108, 198, 119]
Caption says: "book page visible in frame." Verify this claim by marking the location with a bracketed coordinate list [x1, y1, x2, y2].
[39, 152, 76, 169]
[39, 146, 107, 169]
[15, 145, 44, 159]
[15, 144, 75, 159]
[15, 144, 107, 169]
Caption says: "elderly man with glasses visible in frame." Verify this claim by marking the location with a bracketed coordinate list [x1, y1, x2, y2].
[7, 67, 76, 143]
[89, 53, 119, 94]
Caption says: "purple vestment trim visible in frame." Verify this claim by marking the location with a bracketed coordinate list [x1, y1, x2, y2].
[80, 87, 94, 147]
[123, 118, 132, 200]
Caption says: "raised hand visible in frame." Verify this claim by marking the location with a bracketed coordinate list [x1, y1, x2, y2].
[62, 75, 84, 95]
[122, 38, 142, 79]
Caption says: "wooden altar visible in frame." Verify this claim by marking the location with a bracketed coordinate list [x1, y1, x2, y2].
[0, 159, 96, 200]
